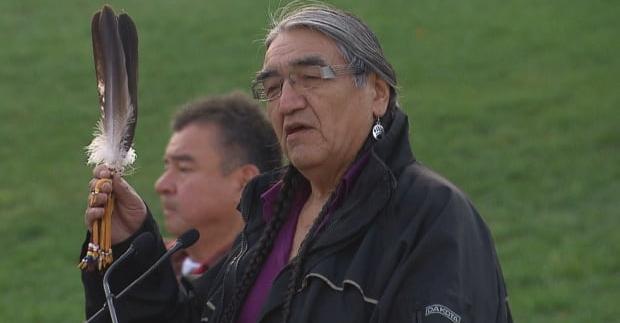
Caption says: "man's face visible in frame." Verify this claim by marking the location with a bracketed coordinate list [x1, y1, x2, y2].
[262, 28, 382, 175]
[155, 123, 241, 237]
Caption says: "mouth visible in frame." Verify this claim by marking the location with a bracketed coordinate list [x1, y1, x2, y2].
[161, 201, 177, 214]
[284, 123, 311, 137]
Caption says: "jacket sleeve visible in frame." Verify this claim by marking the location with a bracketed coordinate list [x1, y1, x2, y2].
[80, 209, 205, 323]
[374, 189, 512, 323]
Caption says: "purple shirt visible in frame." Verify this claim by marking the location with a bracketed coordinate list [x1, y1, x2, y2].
[236, 153, 370, 323]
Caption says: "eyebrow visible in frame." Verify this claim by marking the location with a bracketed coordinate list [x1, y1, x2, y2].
[255, 55, 329, 80]
[291, 55, 328, 67]
[165, 154, 196, 163]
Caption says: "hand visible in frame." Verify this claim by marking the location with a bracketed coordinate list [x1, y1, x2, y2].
[85, 164, 147, 244]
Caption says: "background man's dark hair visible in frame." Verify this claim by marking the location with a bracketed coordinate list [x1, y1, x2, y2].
[172, 91, 282, 173]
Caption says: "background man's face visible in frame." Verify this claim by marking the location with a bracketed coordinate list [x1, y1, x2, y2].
[155, 123, 241, 236]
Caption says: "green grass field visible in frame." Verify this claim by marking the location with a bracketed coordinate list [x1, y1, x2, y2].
[1, 0, 618, 322]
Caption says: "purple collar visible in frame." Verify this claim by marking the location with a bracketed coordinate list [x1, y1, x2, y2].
[237, 151, 371, 323]
[260, 151, 370, 223]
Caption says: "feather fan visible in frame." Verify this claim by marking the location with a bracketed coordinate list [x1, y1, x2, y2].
[86, 5, 138, 172]
[79, 6, 139, 271]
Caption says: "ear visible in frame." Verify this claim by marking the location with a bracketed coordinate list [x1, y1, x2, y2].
[231, 164, 260, 193]
[368, 73, 390, 117]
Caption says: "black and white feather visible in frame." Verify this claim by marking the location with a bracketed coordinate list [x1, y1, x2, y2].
[86, 5, 138, 172]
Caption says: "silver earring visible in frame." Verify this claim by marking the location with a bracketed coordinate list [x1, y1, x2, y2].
[372, 116, 384, 140]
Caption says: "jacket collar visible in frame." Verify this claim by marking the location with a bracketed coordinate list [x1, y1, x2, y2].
[374, 107, 416, 175]
[308, 108, 415, 252]
[242, 108, 416, 256]
[254, 108, 417, 320]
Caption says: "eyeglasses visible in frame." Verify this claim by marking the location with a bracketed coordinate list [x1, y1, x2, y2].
[251, 64, 360, 102]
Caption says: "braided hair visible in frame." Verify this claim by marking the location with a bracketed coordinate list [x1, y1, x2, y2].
[222, 3, 400, 322]
[220, 164, 339, 323]
[279, 192, 336, 322]
[220, 166, 303, 322]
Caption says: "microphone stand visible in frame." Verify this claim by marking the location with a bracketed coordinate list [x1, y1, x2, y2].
[86, 232, 154, 323]
[103, 266, 120, 323]
[84, 229, 199, 323]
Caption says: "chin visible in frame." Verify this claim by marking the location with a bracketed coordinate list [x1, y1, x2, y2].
[288, 152, 324, 172]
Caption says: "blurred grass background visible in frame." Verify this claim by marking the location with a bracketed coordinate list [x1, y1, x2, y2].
[0, 0, 618, 322]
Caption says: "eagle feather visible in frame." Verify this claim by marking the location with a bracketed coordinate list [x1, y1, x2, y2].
[86, 5, 138, 172]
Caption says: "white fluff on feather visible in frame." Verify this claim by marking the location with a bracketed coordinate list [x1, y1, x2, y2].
[86, 103, 136, 171]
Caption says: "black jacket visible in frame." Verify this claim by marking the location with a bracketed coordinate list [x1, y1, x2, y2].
[82, 108, 512, 323]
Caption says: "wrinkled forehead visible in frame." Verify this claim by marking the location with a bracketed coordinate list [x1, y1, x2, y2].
[262, 28, 346, 72]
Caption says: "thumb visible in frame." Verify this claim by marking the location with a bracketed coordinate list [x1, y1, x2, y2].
[111, 172, 146, 212]
[111, 173, 137, 202]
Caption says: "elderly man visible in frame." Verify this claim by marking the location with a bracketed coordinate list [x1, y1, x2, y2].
[82, 4, 512, 323]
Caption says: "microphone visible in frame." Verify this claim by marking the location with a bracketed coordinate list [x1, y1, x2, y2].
[85, 229, 200, 323]
[116, 228, 199, 299]
[85, 232, 154, 323]
[102, 232, 155, 323]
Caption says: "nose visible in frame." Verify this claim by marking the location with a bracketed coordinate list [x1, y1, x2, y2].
[276, 78, 306, 115]
[155, 171, 175, 195]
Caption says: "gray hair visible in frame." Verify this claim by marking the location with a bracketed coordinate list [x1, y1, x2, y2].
[265, 3, 399, 111]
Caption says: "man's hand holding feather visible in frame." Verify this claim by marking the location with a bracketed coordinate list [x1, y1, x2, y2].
[85, 165, 146, 244]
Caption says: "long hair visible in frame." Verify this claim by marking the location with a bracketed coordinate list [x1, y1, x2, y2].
[266, 2, 400, 117]
[222, 4, 399, 322]
[220, 166, 302, 322]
